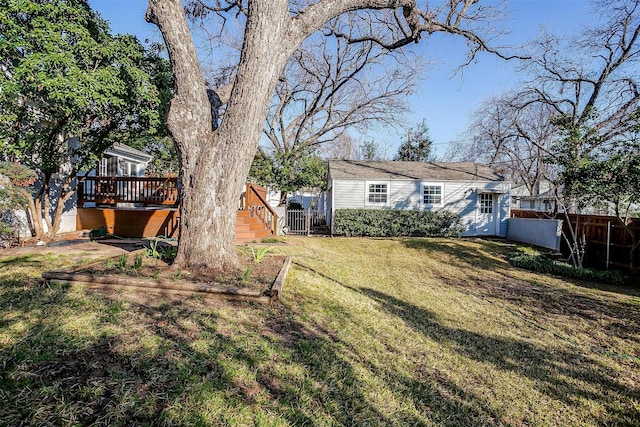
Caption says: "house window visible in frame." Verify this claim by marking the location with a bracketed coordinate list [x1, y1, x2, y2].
[480, 193, 493, 214]
[98, 158, 107, 176]
[367, 182, 388, 204]
[422, 183, 443, 206]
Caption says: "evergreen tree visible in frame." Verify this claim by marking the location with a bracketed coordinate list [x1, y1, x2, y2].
[394, 120, 435, 162]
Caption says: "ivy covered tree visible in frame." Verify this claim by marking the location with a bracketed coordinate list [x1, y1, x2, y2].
[0, 0, 163, 239]
[394, 120, 435, 162]
[556, 132, 640, 274]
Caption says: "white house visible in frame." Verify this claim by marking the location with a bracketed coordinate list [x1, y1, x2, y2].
[327, 160, 511, 237]
[16, 142, 153, 237]
[93, 142, 153, 178]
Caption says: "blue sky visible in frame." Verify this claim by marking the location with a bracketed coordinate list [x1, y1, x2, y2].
[89, 0, 592, 157]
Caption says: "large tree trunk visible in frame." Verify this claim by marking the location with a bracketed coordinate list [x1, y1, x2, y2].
[147, 0, 294, 270]
[147, 0, 416, 270]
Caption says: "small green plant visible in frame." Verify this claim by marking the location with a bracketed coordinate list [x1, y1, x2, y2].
[175, 268, 182, 280]
[145, 238, 162, 259]
[104, 259, 114, 269]
[240, 267, 252, 284]
[160, 245, 178, 261]
[118, 252, 127, 271]
[252, 246, 272, 264]
[133, 253, 143, 272]
[507, 249, 628, 285]
[152, 270, 159, 279]
[262, 237, 284, 244]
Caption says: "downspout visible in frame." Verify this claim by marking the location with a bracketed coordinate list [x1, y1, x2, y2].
[330, 176, 335, 235]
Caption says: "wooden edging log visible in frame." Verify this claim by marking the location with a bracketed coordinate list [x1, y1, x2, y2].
[41, 255, 293, 305]
[267, 255, 292, 303]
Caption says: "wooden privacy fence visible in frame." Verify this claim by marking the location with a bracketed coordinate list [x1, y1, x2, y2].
[511, 210, 640, 271]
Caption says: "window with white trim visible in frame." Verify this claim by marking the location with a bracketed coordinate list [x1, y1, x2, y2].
[421, 183, 443, 206]
[98, 158, 108, 176]
[480, 193, 493, 214]
[366, 182, 388, 204]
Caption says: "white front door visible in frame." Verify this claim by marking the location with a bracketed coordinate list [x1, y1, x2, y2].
[476, 193, 498, 236]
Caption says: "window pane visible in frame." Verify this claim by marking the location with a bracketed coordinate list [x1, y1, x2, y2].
[480, 193, 493, 213]
[423, 185, 442, 204]
[368, 183, 387, 203]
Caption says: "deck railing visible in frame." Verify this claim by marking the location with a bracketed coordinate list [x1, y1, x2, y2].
[78, 176, 179, 207]
[245, 183, 278, 236]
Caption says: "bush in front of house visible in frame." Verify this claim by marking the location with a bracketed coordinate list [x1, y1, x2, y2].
[507, 250, 628, 286]
[334, 209, 464, 238]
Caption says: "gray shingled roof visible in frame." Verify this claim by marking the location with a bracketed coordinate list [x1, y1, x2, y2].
[328, 160, 505, 182]
[105, 142, 153, 162]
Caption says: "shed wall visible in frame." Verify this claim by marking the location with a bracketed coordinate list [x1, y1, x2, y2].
[331, 179, 510, 237]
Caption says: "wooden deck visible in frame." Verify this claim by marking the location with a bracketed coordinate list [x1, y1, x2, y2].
[77, 207, 180, 238]
[77, 181, 279, 243]
[78, 176, 178, 207]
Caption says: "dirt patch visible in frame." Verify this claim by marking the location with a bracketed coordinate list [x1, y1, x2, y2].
[1, 239, 129, 260]
[42, 246, 291, 304]
[70, 251, 286, 292]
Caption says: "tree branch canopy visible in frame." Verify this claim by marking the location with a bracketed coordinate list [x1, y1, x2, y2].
[147, 0, 519, 269]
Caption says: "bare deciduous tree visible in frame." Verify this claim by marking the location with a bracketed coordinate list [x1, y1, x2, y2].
[454, 95, 557, 193]
[262, 24, 420, 159]
[146, 0, 512, 270]
[518, 0, 640, 155]
[453, 0, 640, 200]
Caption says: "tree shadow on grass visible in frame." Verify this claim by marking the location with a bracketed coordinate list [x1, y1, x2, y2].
[0, 263, 523, 426]
[356, 286, 640, 426]
[0, 254, 46, 267]
[402, 238, 640, 297]
[289, 261, 520, 426]
[401, 238, 640, 348]
[2, 273, 444, 426]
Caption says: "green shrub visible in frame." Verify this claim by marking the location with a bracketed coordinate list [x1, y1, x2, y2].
[287, 201, 303, 210]
[508, 251, 628, 285]
[333, 209, 464, 238]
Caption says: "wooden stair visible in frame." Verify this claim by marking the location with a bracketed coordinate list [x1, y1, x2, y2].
[235, 210, 274, 243]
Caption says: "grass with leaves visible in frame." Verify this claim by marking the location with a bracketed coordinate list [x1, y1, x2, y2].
[1, 238, 639, 426]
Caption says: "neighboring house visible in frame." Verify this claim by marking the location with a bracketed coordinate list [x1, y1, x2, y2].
[93, 143, 152, 179]
[55, 143, 153, 231]
[510, 180, 557, 212]
[10, 142, 153, 238]
[327, 160, 511, 237]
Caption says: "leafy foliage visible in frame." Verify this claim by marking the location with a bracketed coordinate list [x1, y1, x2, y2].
[0, 162, 36, 210]
[508, 250, 628, 286]
[249, 148, 327, 198]
[334, 208, 463, 237]
[552, 115, 640, 272]
[358, 139, 383, 161]
[394, 120, 435, 162]
[0, 162, 36, 243]
[0, 0, 166, 237]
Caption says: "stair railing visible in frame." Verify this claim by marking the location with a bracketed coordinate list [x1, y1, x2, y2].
[245, 183, 278, 236]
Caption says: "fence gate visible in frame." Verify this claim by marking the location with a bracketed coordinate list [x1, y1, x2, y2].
[285, 209, 328, 235]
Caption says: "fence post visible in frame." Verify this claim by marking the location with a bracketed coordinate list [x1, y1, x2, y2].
[306, 208, 311, 236]
[606, 221, 611, 270]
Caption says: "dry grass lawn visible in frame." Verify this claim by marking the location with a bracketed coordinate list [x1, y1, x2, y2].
[0, 237, 638, 426]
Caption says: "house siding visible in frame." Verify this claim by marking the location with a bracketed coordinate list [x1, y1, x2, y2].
[330, 178, 510, 237]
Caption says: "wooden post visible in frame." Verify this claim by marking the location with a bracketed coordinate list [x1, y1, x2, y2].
[606, 221, 611, 270]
